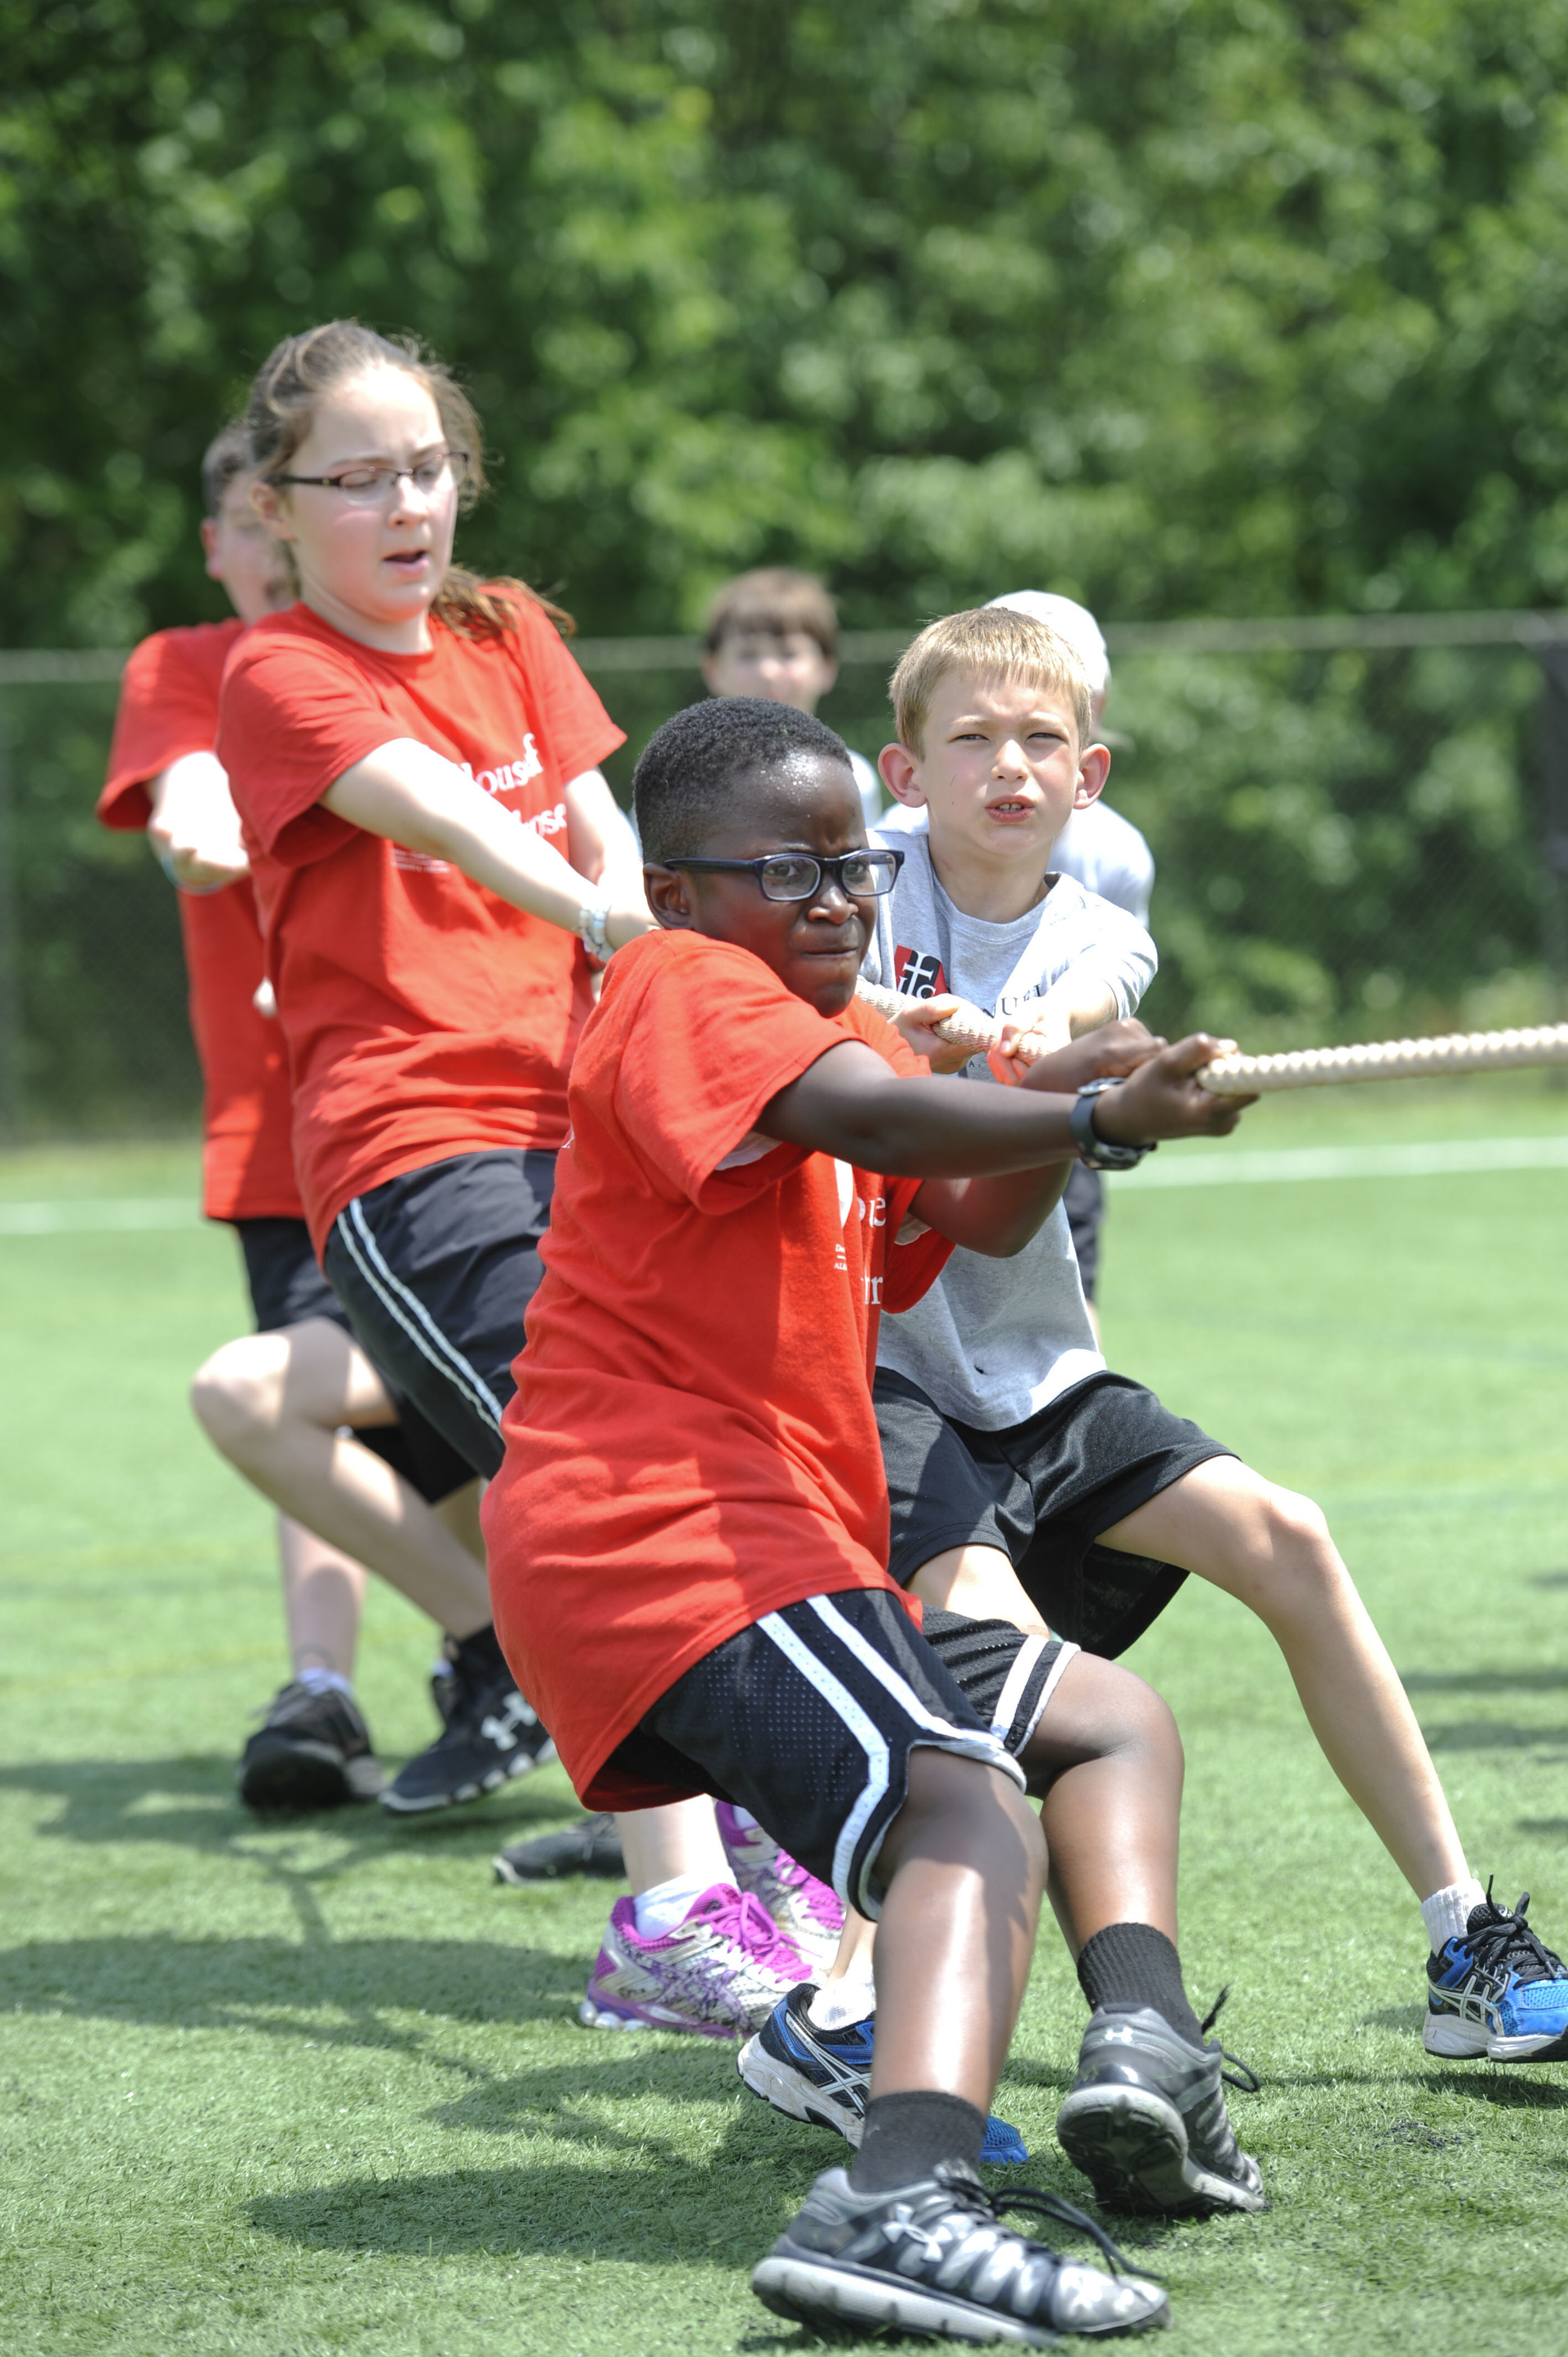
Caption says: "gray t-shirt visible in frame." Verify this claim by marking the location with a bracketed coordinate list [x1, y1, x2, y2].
[862, 827, 1157, 1430]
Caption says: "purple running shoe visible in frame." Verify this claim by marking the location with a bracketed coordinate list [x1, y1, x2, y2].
[579, 1882, 812, 2038]
[716, 1804, 845, 1976]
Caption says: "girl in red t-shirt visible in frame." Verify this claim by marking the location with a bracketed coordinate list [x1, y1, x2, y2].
[216, 321, 654, 1817]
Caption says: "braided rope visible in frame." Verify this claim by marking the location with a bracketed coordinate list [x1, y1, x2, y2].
[854, 982, 1568, 1095]
[1195, 1024, 1568, 1094]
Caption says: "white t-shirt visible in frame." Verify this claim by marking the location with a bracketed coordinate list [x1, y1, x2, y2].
[877, 796, 1154, 927]
[862, 828, 1157, 1429]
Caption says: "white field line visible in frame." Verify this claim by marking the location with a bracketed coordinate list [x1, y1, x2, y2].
[0, 1197, 201, 1234]
[1115, 1135, 1568, 1189]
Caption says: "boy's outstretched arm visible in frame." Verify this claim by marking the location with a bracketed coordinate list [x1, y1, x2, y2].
[755, 1030, 1253, 1252]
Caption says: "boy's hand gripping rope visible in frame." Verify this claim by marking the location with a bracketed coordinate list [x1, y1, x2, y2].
[854, 980, 1568, 1094]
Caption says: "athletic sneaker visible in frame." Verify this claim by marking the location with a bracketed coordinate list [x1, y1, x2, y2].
[1424, 1880, 1568, 2061]
[716, 1802, 845, 1974]
[237, 1681, 383, 1811]
[740, 1982, 1029, 2164]
[1055, 2004, 1266, 2218]
[494, 1814, 625, 1884]
[578, 1884, 809, 2038]
[753, 2159, 1169, 2341]
[380, 1651, 554, 1816]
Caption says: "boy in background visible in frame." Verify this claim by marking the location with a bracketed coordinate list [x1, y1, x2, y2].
[864, 604, 1568, 2077]
[701, 567, 884, 826]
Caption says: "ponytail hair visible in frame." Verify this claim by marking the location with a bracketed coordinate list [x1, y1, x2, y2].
[241, 321, 574, 641]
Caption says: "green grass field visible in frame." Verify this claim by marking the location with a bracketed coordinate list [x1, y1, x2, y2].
[4, 1075, 1568, 2354]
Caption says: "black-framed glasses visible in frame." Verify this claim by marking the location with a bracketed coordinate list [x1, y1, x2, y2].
[273, 449, 469, 503]
[666, 848, 906, 902]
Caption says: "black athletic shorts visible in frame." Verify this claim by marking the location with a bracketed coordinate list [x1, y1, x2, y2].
[1062, 1162, 1104, 1304]
[603, 1588, 1025, 1918]
[235, 1216, 472, 1506]
[919, 1608, 1079, 1761]
[876, 1367, 1234, 1659]
[322, 1149, 554, 1482]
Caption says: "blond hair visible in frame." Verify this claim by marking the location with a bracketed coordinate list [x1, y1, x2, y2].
[243, 321, 573, 642]
[890, 607, 1091, 752]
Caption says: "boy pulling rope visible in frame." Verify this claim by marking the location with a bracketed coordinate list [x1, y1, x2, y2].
[856, 981, 1568, 1096]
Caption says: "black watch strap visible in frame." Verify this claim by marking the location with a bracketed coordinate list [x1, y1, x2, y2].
[1069, 1079, 1157, 1172]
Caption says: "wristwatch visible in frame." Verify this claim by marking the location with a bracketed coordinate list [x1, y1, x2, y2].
[1068, 1077, 1158, 1172]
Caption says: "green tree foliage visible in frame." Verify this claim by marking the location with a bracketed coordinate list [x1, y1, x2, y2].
[4, 0, 1568, 645]
[4, 1, 1568, 1122]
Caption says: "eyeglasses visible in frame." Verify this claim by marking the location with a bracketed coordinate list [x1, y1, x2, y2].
[272, 449, 468, 503]
[665, 849, 905, 901]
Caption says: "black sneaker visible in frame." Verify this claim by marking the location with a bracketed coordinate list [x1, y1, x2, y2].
[494, 1814, 625, 1883]
[753, 2159, 1169, 2341]
[380, 1628, 555, 1815]
[237, 1681, 383, 1811]
[1055, 2003, 1266, 2218]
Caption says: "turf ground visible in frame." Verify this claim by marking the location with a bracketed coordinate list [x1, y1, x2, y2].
[4, 1073, 1568, 2354]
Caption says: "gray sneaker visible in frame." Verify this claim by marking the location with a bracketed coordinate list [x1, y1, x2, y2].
[753, 2159, 1169, 2343]
[1056, 2004, 1266, 2218]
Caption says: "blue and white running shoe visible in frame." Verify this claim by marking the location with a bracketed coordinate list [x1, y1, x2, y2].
[739, 1983, 1028, 2164]
[1425, 1880, 1568, 2062]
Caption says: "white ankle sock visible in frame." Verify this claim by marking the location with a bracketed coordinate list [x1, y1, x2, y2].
[808, 1971, 876, 2031]
[1421, 1876, 1486, 1952]
[296, 1667, 352, 1698]
[634, 1871, 735, 1939]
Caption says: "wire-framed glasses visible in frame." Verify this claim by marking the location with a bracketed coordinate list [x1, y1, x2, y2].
[273, 449, 469, 503]
[665, 848, 905, 901]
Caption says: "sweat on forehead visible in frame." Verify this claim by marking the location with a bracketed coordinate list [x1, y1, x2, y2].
[633, 695, 854, 864]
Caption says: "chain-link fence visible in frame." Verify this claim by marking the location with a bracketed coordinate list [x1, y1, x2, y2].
[3, 612, 1566, 1135]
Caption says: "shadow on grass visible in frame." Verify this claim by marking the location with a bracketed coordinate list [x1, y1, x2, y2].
[1404, 1667, 1568, 1695]
[3, 1933, 585, 2055]
[1419, 1721, 1568, 1754]
[0, 1753, 586, 1860]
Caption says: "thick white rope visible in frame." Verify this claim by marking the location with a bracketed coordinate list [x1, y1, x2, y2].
[854, 981, 1568, 1095]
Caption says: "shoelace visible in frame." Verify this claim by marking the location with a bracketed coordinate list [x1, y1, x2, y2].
[1199, 1985, 1262, 2095]
[730, 1886, 813, 1979]
[1463, 1878, 1566, 1984]
[775, 1848, 845, 1929]
[986, 2183, 1162, 2282]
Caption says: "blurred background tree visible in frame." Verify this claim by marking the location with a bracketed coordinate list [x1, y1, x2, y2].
[4, 0, 1568, 1122]
[6, 0, 1568, 645]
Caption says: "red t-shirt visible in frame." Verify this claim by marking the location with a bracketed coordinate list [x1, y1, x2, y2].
[216, 595, 626, 1253]
[483, 928, 954, 1811]
[98, 619, 302, 1223]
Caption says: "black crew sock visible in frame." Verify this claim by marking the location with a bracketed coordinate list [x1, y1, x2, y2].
[450, 1622, 506, 1686]
[850, 2091, 987, 2195]
[1077, 1921, 1204, 2048]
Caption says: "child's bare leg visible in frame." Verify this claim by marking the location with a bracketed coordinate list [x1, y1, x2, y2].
[909, 1542, 1049, 1636]
[615, 1799, 731, 1894]
[278, 1514, 366, 1678]
[1028, 1650, 1182, 1954]
[191, 1317, 492, 1636]
[1098, 1455, 1468, 1900]
[867, 1748, 1044, 2105]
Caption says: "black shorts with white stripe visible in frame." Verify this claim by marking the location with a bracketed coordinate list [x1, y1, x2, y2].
[918, 1607, 1079, 1761]
[603, 1587, 1025, 1920]
[236, 1215, 472, 1504]
[321, 1148, 555, 1482]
